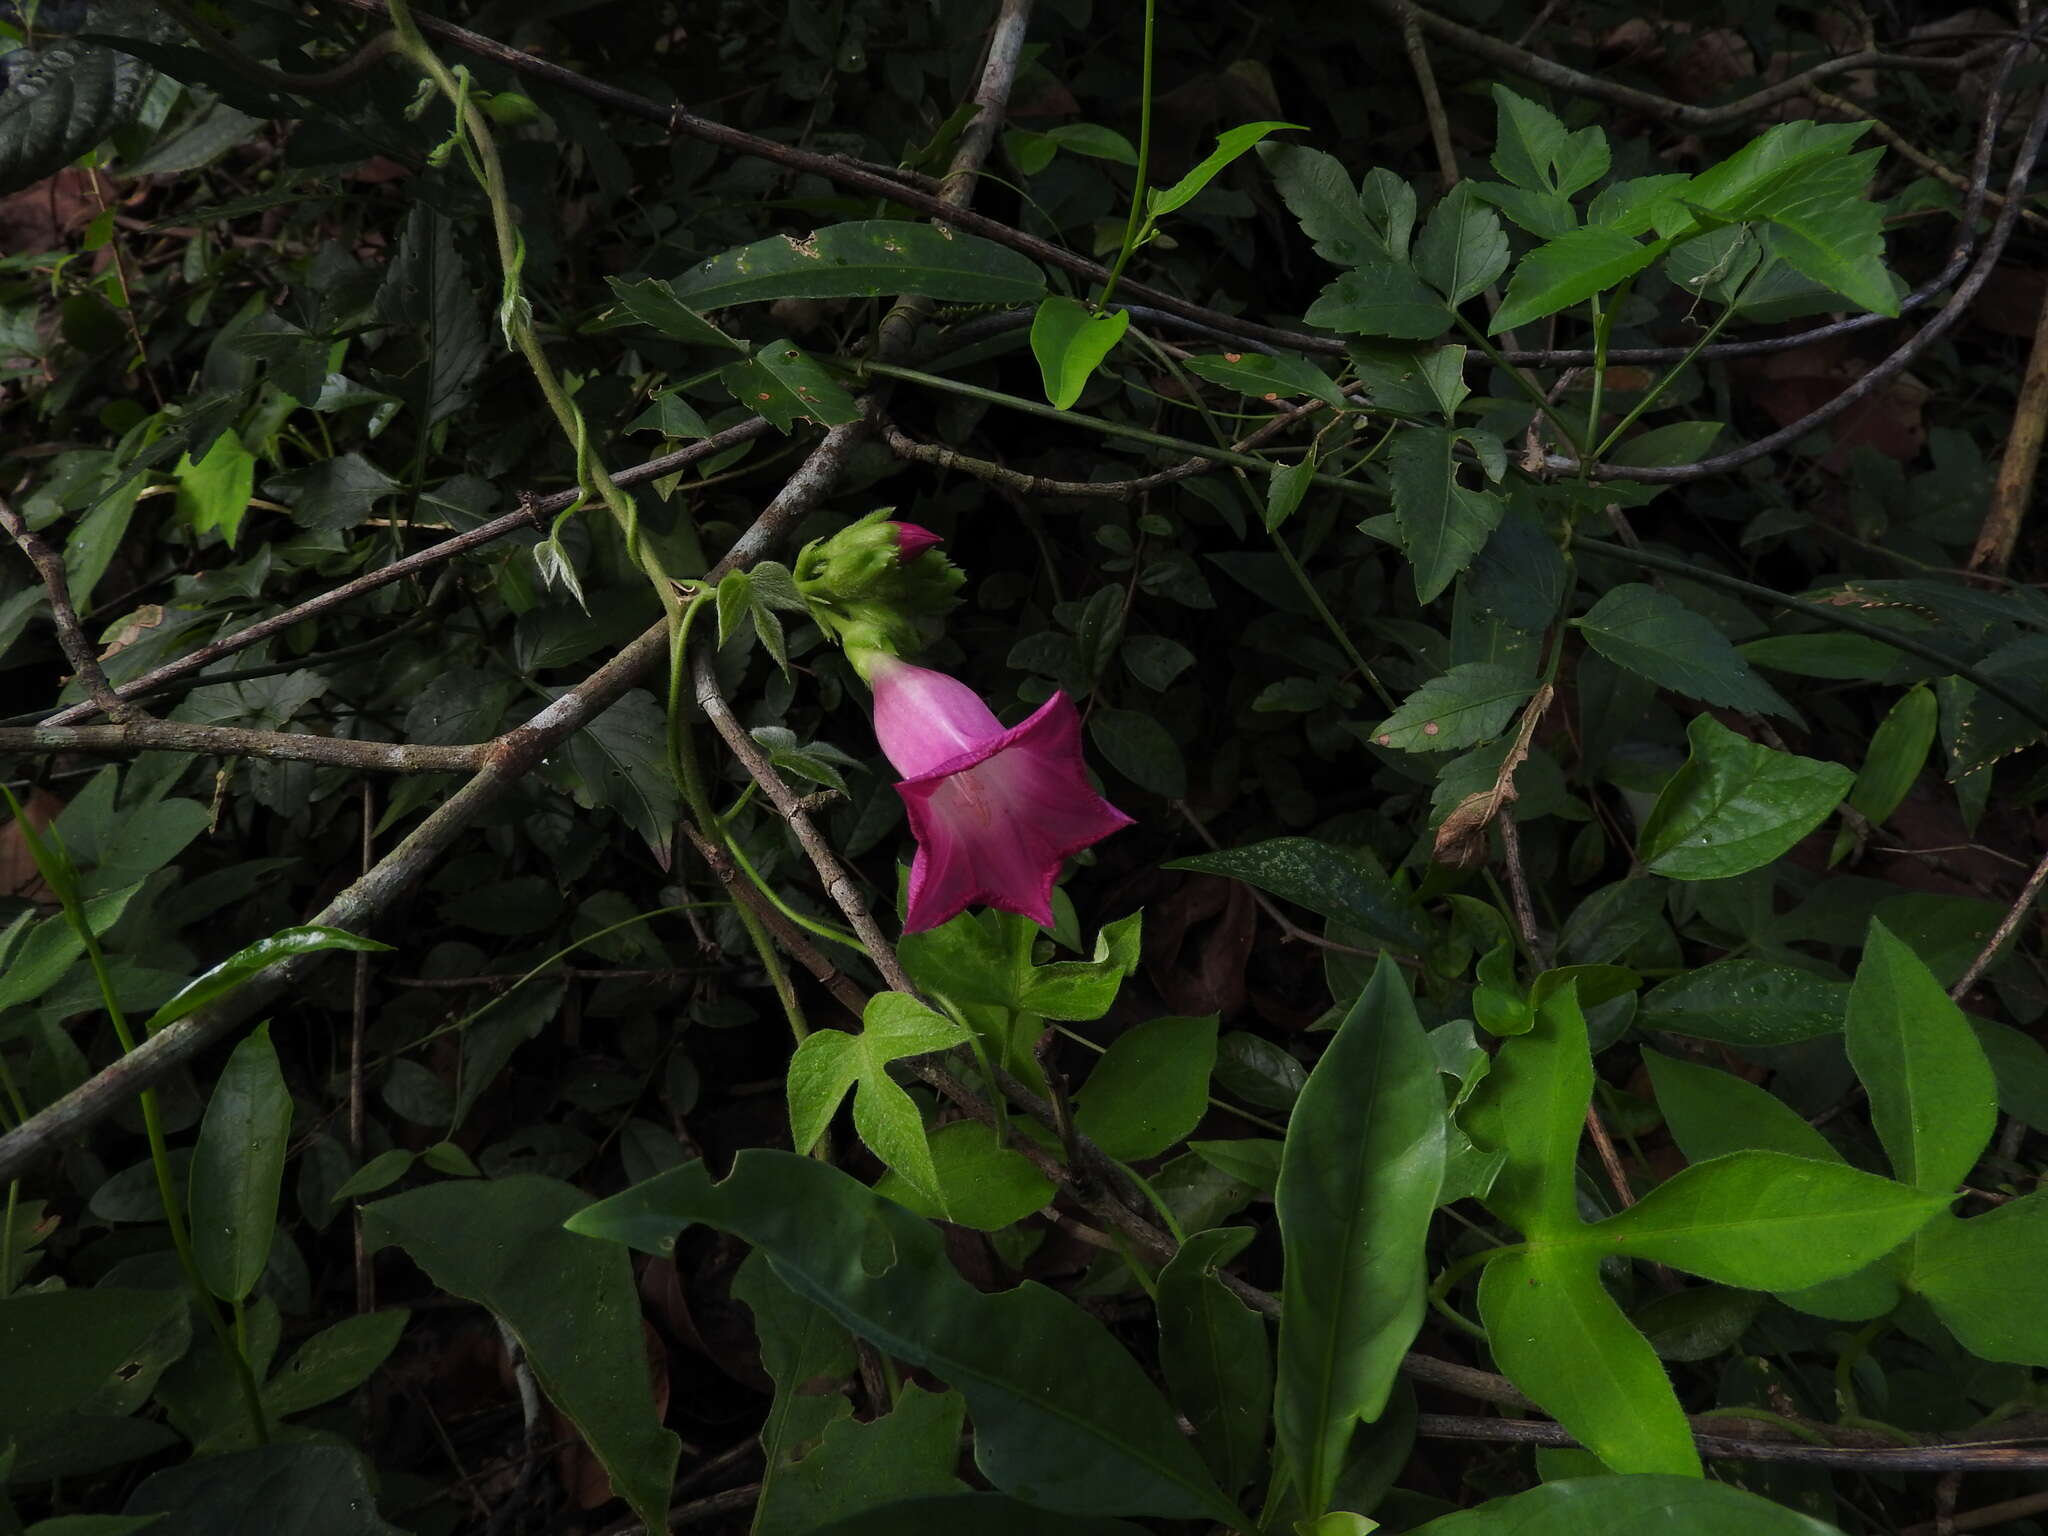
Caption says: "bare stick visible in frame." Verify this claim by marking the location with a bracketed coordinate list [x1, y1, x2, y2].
[0, 720, 486, 772]
[351, 781, 374, 1315]
[0, 493, 135, 722]
[1903, 1488, 2048, 1536]
[1418, 1413, 2048, 1470]
[1369, 0, 2009, 133]
[1970, 270, 2048, 574]
[1950, 843, 2048, 1000]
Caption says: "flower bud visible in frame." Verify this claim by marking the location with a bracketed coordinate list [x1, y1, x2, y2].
[795, 509, 963, 659]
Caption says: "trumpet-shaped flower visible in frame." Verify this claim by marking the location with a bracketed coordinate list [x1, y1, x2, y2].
[860, 652, 1134, 934]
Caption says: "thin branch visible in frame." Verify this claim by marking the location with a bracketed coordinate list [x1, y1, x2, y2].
[39, 418, 774, 728]
[0, 493, 135, 722]
[1418, 1414, 2048, 1470]
[387, 966, 713, 988]
[1969, 254, 2048, 574]
[1904, 1488, 2048, 1536]
[1371, 0, 2012, 133]
[1950, 843, 2048, 999]
[0, 720, 485, 772]
[1810, 84, 2048, 234]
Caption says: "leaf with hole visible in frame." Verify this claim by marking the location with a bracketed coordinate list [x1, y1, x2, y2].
[672, 221, 1046, 309]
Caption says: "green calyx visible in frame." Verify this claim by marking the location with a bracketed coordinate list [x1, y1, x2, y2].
[795, 508, 963, 660]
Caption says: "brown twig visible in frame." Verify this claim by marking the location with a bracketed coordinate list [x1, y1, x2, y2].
[352, 780, 375, 1316]
[1903, 1488, 2048, 1536]
[1810, 85, 2048, 233]
[38, 418, 774, 728]
[0, 720, 486, 771]
[1418, 1413, 2048, 1470]
[1369, 0, 2010, 133]
[0, 492, 135, 722]
[1950, 842, 2048, 1000]
[1969, 265, 2048, 575]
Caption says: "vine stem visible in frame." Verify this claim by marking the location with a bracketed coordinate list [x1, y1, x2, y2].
[1095, 0, 1155, 310]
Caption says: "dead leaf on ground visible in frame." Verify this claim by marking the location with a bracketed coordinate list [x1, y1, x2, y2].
[1731, 335, 1928, 472]
[0, 787, 61, 903]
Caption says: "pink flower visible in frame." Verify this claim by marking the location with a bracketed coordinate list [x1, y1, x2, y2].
[863, 654, 1135, 934]
[892, 522, 943, 561]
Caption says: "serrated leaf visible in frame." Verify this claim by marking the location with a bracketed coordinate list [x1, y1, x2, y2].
[1366, 662, 1534, 754]
[1637, 715, 1853, 879]
[1490, 86, 1568, 193]
[375, 205, 486, 428]
[0, 27, 156, 196]
[1304, 263, 1450, 341]
[1413, 184, 1509, 306]
[720, 338, 862, 430]
[1751, 149, 1897, 316]
[1031, 297, 1130, 410]
[1265, 453, 1316, 531]
[602, 276, 747, 349]
[1185, 351, 1347, 407]
[1491, 225, 1666, 335]
[672, 220, 1046, 309]
[1575, 584, 1793, 716]
[1388, 426, 1503, 603]
[1258, 143, 1393, 267]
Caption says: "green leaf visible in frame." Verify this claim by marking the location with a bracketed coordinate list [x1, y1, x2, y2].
[810, 1495, 1150, 1536]
[1388, 426, 1504, 603]
[1974, 1017, 2048, 1133]
[1739, 632, 1902, 680]
[785, 992, 968, 1201]
[1461, 987, 1592, 1238]
[1552, 126, 1612, 199]
[1367, 662, 1534, 754]
[1156, 1228, 1270, 1498]
[1846, 920, 1998, 1193]
[123, 1444, 405, 1535]
[1411, 1475, 1849, 1535]
[1188, 1139, 1284, 1193]
[363, 1177, 681, 1530]
[1909, 1194, 2048, 1365]
[270, 452, 399, 532]
[1489, 87, 1569, 193]
[261, 1309, 409, 1420]
[1491, 225, 1666, 335]
[1275, 956, 1445, 1514]
[1031, 297, 1130, 410]
[672, 221, 1047, 309]
[1630, 1285, 1765, 1362]
[1266, 454, 1317, 532]
[1643, 1049, 1841, 1165]
[1576, 585, 1791, 716]
[720, 338, 862, 430]
[1582, 1151, 1944, 1288]
[1089, 704, 1185, 796]
[0, 27, 156, 196]
[1148, 121, 1304, 217]
[1258, 143, 1398, 267]
[0, 1287, 189, 1436]
[1606, 420, 1727, 469]
[329, 1148, 415, 1204]
[1637, 960, 1848, 1046]
[1165, 837, 1428, 951]
[173, 430, 255, 548]
[549, 687, 681, 862]
[566, 1152, 1242, 1525]
[756, 1384, 969, 1536]
[1749, 149, 1897, 316]
[1846, 684, 1937, 826]
[1304, 263, 1450, 341]
[1073, 1015, 1219, 1161]
[0, 881, 141, 1013]
[145, 926, 390, 1036]
[873, 1119, 1055, 1231]
[375, 203, 486, 428]
[601, 276, 747, 349]
[736, 1251, 856, 1515]
[1637, 715, 1853, 879]
[189, 1022, 292, 1303]
[1185, 351, 1347, 408]
[1413, 184, 1509, 307]
[1477, 1248, 1699, 1476]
